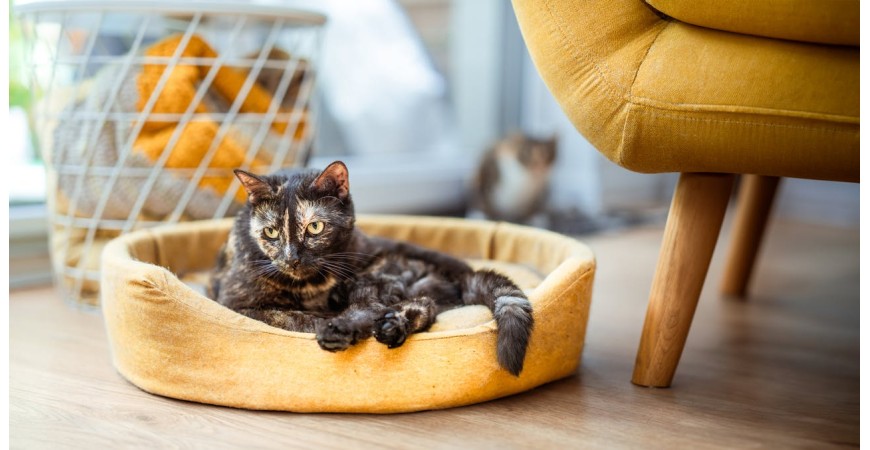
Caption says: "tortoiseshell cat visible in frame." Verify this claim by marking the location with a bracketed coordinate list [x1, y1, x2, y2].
[209, 161, 534, 375]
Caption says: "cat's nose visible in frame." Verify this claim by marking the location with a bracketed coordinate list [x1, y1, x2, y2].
[285, 245, 299, 260]
[285, 245, 301, 269]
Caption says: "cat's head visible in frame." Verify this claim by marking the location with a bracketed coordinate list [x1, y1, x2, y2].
[504, 133, 557, 172]
[234, 161, 355, 281]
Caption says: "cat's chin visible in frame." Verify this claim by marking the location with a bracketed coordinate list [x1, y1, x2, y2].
[276, 264, 318, 281]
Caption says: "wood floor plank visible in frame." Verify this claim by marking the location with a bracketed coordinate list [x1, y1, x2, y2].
[10, 217, 859, 449]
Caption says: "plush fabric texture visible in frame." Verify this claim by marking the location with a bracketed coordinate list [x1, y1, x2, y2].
[100, 216, 595, 413]
[512, 0, 859, 182]
[646, 0, 859, 46]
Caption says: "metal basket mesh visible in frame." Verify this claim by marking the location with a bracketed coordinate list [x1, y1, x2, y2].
[19, 3, 325, 307]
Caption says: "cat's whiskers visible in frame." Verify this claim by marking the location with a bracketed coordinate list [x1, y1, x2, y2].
[320, 255, 363, 267]
[317, 260, 356, 281]
[320, 260, 357, 276]
[326, 251, 372, 257]
[322, 253, 371, 264]
[250, 259, 288, 282]
[318, 253, 370, 280]
[311, 265, 333, 283]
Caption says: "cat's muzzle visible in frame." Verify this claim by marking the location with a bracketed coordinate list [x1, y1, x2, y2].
[276, 260, 319, 281]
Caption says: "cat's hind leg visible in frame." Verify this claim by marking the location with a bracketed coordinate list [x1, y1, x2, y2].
[315, 303, 389, 352]
[236, 308, 326, 333]
[238, 305, 388, 352]
[373, 296, 438, 349]
[315, 275, 403, 352]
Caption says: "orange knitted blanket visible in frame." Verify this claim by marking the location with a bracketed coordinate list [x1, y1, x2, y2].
[134, 34, 307, 203]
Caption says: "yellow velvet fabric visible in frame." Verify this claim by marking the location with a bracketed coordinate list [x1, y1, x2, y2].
[100, 216, 595, 413]
[512, 0, 859, 182]
[646, 0, 859, 46]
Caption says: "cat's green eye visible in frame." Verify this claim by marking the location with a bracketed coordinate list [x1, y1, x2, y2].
[306, 221, 325, 235]
[263, 227, 279, 239]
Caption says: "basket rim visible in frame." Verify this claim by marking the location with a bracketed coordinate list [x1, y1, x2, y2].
[14, 0, 327, 25]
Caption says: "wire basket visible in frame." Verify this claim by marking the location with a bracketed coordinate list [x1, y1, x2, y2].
[17, 1, 326, 308]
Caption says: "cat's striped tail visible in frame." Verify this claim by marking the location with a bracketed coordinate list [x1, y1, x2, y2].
[462, 270, 534, 376]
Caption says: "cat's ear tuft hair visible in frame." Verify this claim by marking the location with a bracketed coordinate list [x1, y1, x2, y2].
[312, 161, 350, 200]
[234, 169, 273, 203]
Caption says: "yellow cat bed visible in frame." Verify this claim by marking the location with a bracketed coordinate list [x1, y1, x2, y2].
[100, 215, 595, 413]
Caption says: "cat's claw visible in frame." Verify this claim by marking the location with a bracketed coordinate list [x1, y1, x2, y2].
[316, 320, 356, 352]
[374, 311, 409, 349]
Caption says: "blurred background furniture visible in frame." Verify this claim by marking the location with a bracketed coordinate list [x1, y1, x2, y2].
[512, 0, 859, 387]
[12, 0, 688, 294]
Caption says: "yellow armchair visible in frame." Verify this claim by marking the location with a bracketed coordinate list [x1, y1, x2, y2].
[512, 0, 858, 387]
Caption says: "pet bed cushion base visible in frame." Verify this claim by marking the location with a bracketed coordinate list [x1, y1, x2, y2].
[100, 216, 595, 413]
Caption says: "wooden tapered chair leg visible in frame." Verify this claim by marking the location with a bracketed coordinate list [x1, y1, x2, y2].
[720, 175, 781, 298]
[632, 173, 735, 388]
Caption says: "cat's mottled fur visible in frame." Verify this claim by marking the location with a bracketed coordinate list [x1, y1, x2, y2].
[209, 161, 534, 375]
[471, 133, 557, 223]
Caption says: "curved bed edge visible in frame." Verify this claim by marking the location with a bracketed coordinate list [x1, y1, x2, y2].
[100, 216, 595, 413]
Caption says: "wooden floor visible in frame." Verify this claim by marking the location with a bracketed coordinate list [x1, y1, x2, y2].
[10, 215, 859, 449]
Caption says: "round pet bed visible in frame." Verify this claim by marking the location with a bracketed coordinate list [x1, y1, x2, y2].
[100, 215, 595, 413]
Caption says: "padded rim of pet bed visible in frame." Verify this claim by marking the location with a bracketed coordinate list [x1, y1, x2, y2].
[100, 215, 596, 413]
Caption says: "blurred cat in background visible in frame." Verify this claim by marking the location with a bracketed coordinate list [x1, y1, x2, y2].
[469, 133, 557, 225]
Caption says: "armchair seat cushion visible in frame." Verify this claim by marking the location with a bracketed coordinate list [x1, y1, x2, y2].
[645, 0, 859, 46]
[513, 0, 859, 182]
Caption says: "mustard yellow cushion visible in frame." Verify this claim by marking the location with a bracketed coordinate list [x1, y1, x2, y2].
[100, 216, 595, 413]
[646, 0, 859, 46]
[512, 0, 859, 182]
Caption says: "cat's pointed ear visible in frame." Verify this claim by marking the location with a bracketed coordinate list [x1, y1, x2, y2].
[234, 169, 273, 203]
[311, 161, 350, 199]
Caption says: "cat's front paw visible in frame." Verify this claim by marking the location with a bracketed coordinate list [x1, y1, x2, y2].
[316, 319, 358, 352]
[374, 311, 410, 349]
